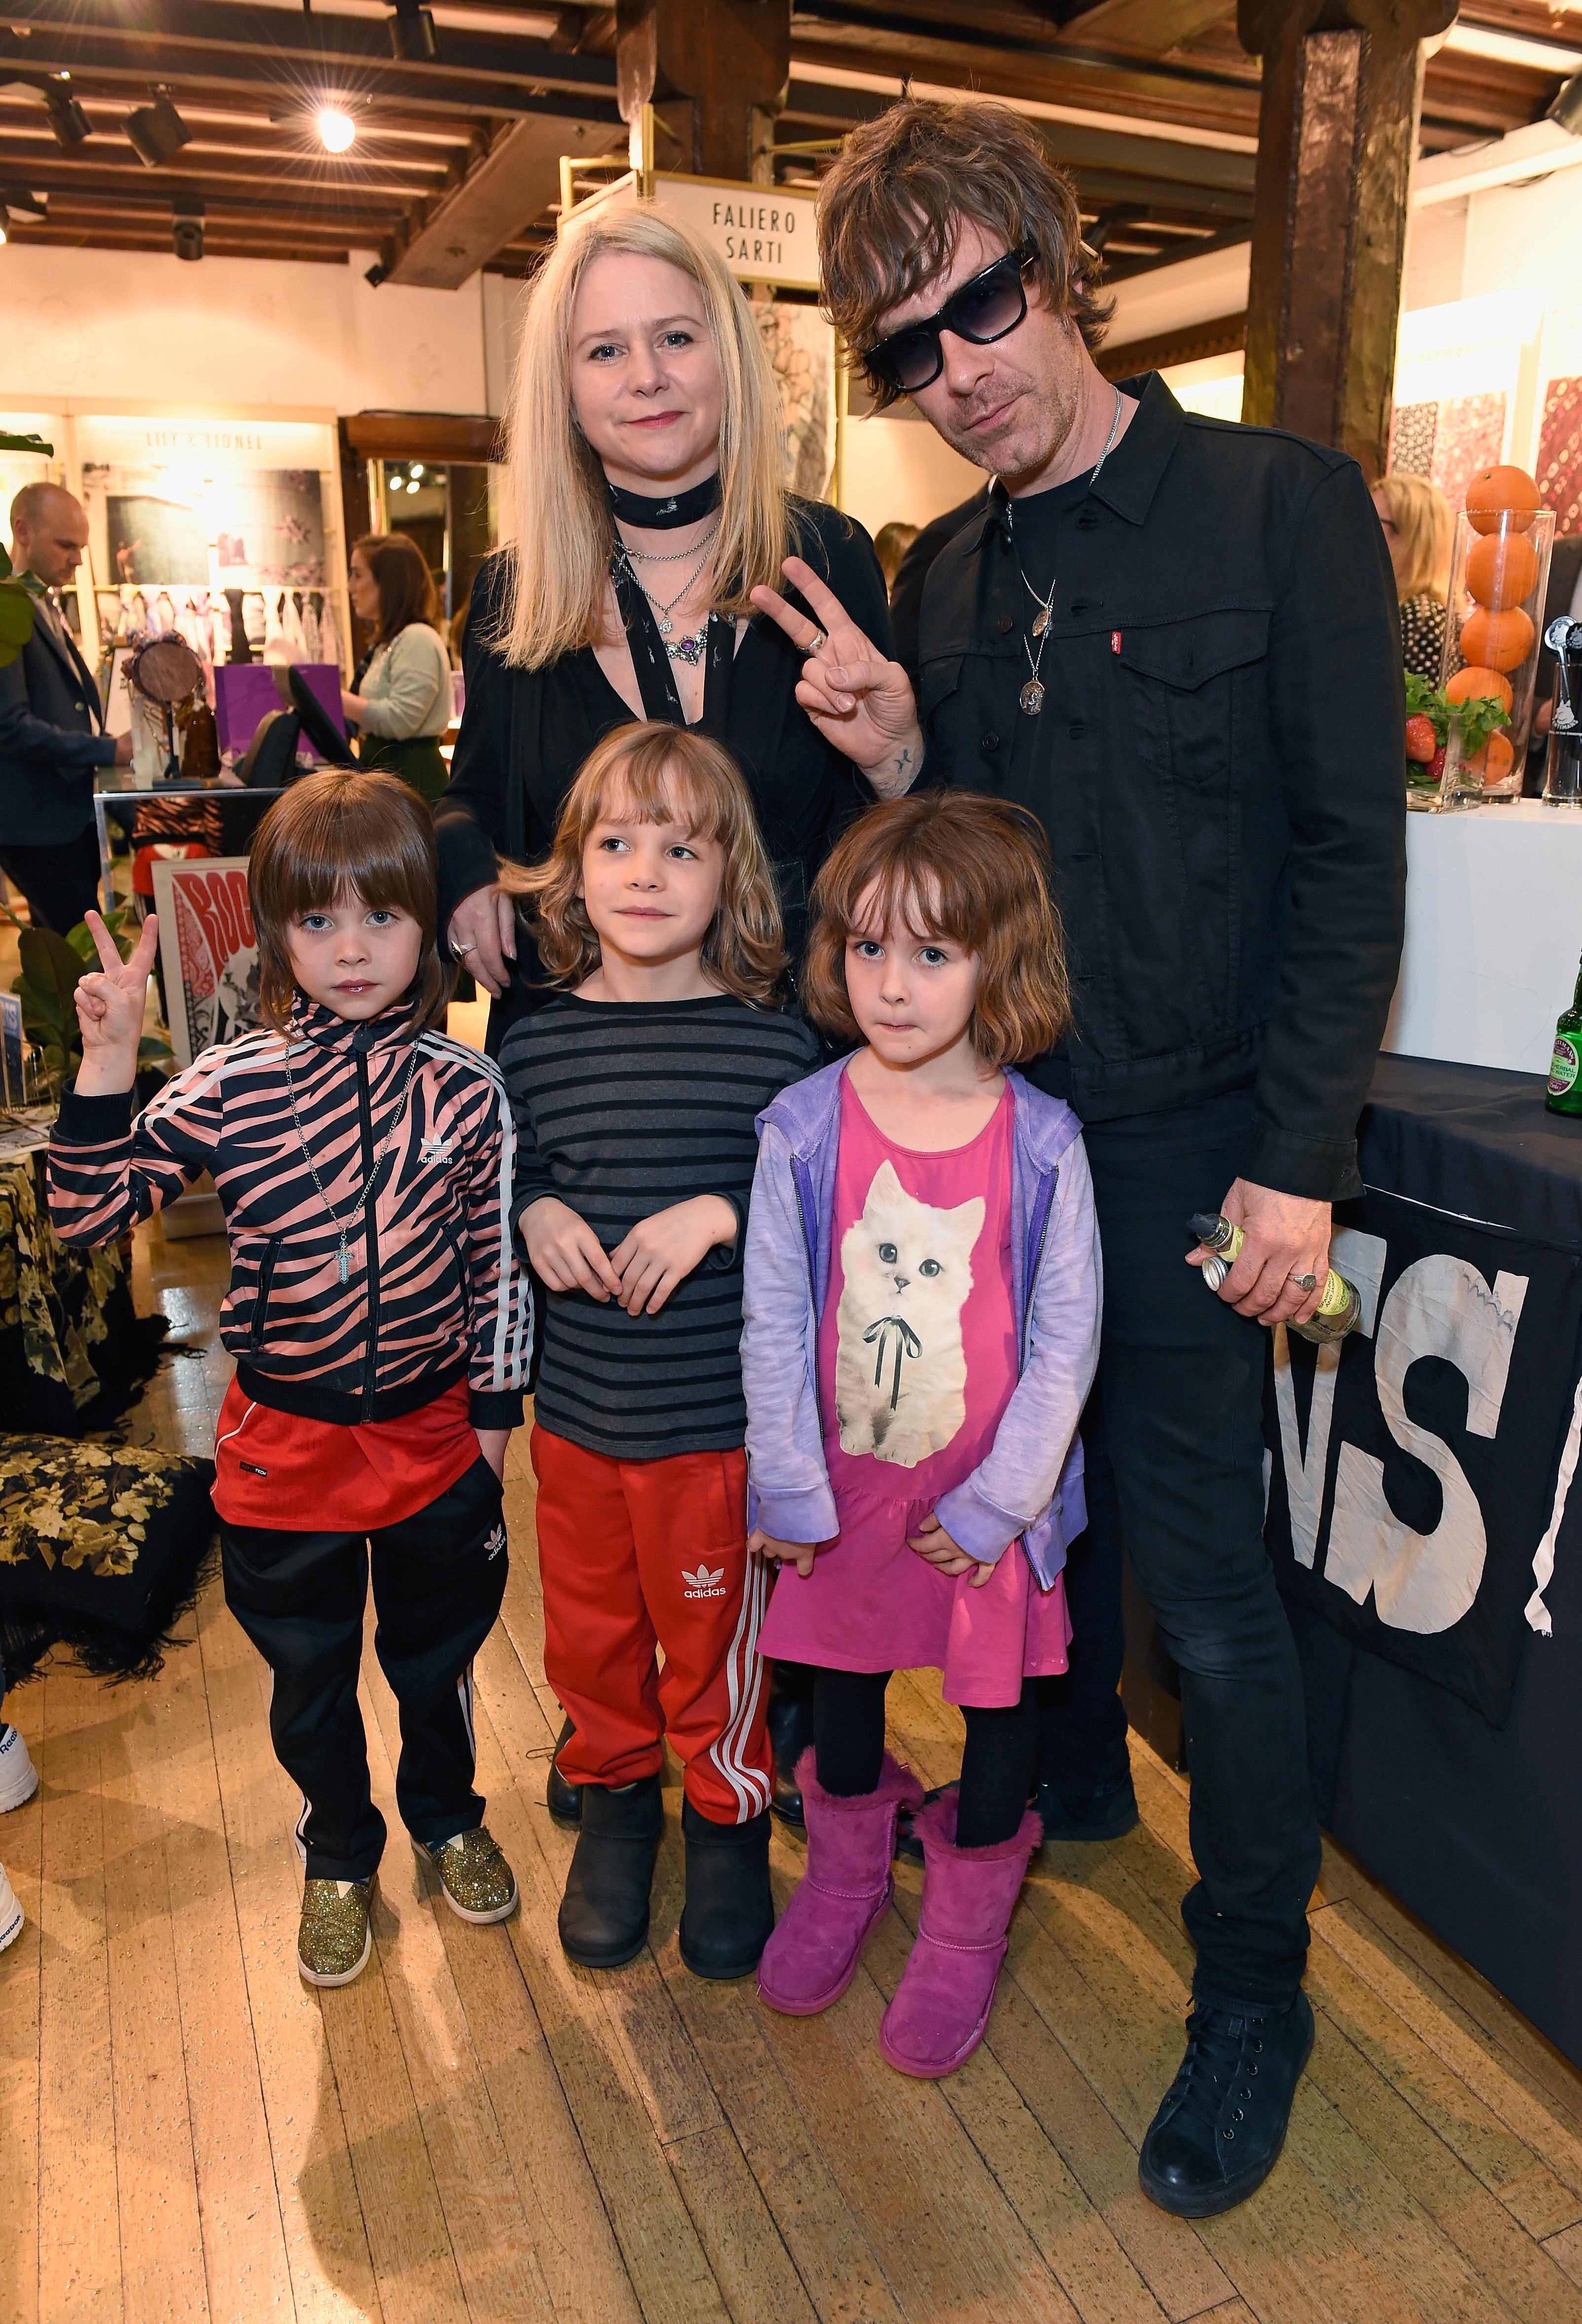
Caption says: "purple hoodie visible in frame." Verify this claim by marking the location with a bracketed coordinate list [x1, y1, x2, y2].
[741, 1056, 1102, 1590]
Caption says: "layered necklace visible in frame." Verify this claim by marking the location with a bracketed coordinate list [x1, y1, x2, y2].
[1011, 387, 1125, 717]
[608, 473, 721, 667]
[284, 1035, 422, 1285]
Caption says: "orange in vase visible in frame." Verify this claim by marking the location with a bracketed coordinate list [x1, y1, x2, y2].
[1459, 605, 1535, 672]
[1477, 731, 1516, 788]
[1444, 664, 1515, 716]
[1465, 528, 1540, 611]
[1465, 465, 1542, 536]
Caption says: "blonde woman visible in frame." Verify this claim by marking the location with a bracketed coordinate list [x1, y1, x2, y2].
[1371, 473, 1453, 682]
[437, 200, 918, 1036]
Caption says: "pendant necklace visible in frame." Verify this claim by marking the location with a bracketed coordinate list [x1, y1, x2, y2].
[617, 523, 718, 665]
[1010, 384, 1126, 718]
[285, 1038, 422, 1285]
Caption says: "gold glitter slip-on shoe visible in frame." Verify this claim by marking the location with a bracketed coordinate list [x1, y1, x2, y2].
[418, 1826, 519, 1924]
[297, 1877, 375, 1987]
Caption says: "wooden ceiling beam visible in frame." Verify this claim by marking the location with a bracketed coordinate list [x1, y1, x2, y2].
[0, 142, 450, 196]
[787, 35, 1260, 135]
[385, 109, 622, 284]
[1054, 0, 1235, 51]
[1095, 308, 1246, 378]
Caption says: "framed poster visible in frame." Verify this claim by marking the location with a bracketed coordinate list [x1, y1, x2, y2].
[149, 856, 260, 1068]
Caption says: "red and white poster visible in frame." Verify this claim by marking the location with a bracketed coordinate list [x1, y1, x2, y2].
[149, 857, 260, 1068]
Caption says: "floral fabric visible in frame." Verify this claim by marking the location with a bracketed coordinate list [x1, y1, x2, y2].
[0, 1436, 193, 1586]
[0, 1157, 125, 1412]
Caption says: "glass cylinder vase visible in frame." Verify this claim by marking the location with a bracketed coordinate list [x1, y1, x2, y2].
[1439, 504, 1556, 801]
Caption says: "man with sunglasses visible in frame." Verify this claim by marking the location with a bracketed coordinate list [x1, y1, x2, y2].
[752, 95, 1404, 2219]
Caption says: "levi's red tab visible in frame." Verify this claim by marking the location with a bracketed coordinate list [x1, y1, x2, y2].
[1112, 630, 1122, 654]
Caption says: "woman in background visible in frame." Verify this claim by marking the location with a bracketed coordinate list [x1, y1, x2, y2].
[343, 533, 454, 807]
[872, 520, 918, 599]
[1371, 473, 1452, 682]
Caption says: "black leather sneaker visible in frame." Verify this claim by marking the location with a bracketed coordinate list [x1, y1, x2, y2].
[545, 1714, 582, 1830]
[557, 1772, 664, 1969]
[1139, 1991, 1315, 2217]
[1034, 1771, 1139, 1845]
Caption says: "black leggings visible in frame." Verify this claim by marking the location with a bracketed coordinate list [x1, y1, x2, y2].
[814, 1667, 1038, 1847]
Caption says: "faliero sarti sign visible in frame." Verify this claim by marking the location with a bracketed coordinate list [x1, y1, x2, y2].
[563, 171, 822, 293]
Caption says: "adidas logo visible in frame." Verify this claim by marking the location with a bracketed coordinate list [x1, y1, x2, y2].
[420, 1132, 454, 1165]
[682, 1563, 726, 1600]
[484, 1523, 506, 1561]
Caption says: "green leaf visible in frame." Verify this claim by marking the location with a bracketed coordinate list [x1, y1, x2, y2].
[0, 432, 54, 457]
[0, 585, 36, 649]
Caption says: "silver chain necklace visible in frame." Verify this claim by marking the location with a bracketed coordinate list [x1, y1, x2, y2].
[618, 538, 716, 665]
[1011, 386, 1125, 717]
[284, 1036, 422, 1285]
[621, 520, 720, 566]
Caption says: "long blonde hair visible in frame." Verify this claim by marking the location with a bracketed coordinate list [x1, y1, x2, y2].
[499, 721, 786, 1003]
[1375, 472, 1453, 603]
[494, 203, 790, 670]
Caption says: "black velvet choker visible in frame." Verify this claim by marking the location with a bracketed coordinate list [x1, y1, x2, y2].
[606, 472, 721, 531]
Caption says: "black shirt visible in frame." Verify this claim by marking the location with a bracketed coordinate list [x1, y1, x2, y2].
[502, 994, 821, 1458]
[914, 372, 1406, 1202]
[437, 496, 893, 1039]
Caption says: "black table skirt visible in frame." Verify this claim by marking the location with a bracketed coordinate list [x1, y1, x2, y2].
[1120, 1053, 1582, 2066]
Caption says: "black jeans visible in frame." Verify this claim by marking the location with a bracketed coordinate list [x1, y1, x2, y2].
[220, 1456, 507, 1881]
[814, 1667, 1039, 1847]
[0, 827, 101, 937]
[1079, 1086, 1320, 2007]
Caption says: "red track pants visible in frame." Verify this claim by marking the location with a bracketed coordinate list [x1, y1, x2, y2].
[530, 1426, 772, 1826]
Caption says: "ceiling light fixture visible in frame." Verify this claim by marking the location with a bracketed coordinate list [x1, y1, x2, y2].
[409, 462, 423, 477]
[43, 76, 90, 152]
[1551, 69, 1582, 138]
[387, 0, 438, 61]
[172, 195, 204, 262]
[317, 107, 356, 152]
[125, 90, 192, 169]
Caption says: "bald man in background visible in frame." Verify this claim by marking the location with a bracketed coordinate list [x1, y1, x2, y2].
[0, 483, 131, 935]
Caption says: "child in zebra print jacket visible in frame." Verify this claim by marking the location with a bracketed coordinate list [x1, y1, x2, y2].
[48, 768, 531, 1988]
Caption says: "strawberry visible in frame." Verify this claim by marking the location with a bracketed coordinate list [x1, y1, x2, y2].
[1426, 744, 1446, 784]
[1404, 713, 1438, 763]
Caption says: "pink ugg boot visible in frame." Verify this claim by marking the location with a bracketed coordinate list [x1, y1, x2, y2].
[756, 1749, 924, 2016]
[879, 1789, 1041, 2078]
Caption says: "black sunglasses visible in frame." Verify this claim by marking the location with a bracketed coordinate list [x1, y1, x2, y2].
[864, 242, 1038, 396]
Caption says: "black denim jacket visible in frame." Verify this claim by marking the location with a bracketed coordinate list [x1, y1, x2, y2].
[915, 373, 1406, 1202]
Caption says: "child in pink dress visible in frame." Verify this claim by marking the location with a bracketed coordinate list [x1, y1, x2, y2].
[742, 791, 1101, 2077]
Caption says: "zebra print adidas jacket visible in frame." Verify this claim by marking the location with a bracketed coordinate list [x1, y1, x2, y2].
[47, 996, 530, 1429]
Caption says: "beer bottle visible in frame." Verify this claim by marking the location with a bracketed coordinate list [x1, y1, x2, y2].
[1187, 1212, 1361, 1345]
[1547, 952, 1582, 1117]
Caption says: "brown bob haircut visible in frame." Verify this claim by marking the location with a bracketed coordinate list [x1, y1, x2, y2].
[802, 791, 1070, 1067]
[354, 531, 439, 644]
[498, 721, 785, 1005]
[817, 97, 1113, 411]
[250, 765, 453, 1033]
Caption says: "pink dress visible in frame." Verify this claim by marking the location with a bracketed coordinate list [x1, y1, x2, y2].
[757, 1072, 1071, 1708]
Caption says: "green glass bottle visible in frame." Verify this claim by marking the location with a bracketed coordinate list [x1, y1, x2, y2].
[1548, 953, 1582, 1117]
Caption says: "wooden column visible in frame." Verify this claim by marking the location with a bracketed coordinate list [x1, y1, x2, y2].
[1238, 0, 1455, 478]
[615, 0, 791, 185]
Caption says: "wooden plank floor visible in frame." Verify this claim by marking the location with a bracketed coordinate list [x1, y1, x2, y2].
[5, 1217, 1582, 2322]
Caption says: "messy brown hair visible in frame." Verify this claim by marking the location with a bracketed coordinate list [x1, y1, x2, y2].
[817, 98, 1113, 411]
[249, 766, 453, 1032]
[499, 721, 786, 1004]
[802, 791, 1070, 1066]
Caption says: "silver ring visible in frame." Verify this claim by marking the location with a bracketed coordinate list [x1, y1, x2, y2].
[805, 629, 826, 657]
[1290, 1271, 1317, 1293]
[453, 939, 476, 955]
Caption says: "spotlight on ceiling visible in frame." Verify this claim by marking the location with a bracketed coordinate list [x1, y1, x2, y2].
[409, 462, 424, 477]
[172, 195, 205, 262]
[364, 260, 388, 288]
[406, 477, 421, 492]
[2, 187, 48, 223]
[317, 107, 356, 153]
[1550, 69, 1582, 138]
[125, 89, 192, 169]
[43, 77, 90, 152]
[387, 0, 438, 61]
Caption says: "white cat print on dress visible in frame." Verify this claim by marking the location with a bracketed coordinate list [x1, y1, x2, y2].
[835, 1159, 984, 1466]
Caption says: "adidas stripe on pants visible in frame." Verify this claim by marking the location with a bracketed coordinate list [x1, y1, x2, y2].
[530, 1426, 772, 1826]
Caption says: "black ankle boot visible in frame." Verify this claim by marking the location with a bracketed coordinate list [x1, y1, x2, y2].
[1139, 1991, 1315, 2217]
[1034, 1769, 1139, 1846]
[545, 1714, 582, 1830]
[558, 1772, 664, 1969]
[766, 1664, 816, 1832]
[678, 1797, 776, 1979]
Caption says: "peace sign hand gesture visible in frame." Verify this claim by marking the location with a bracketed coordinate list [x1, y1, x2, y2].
[750, 556, 925, 797]
[74, 910, 159, 1097]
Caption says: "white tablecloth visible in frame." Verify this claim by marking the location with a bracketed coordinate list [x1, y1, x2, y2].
[1384, 799, 1582, 1077]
